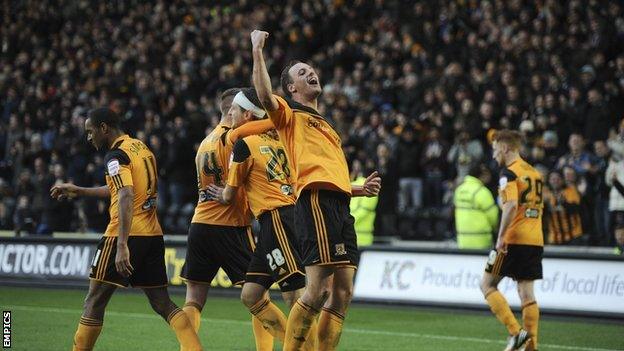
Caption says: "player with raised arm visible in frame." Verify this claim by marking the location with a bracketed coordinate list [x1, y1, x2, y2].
[481, 130, 543, 351]
[250, 30, 381, 351]
[207, 88, 316, 350]
[50, 108, 202, 351]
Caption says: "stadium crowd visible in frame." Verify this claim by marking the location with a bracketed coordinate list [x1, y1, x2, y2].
[1, 0, 624, 247]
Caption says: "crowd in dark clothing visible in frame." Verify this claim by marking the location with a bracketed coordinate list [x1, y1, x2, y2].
[1, 0, 624, 246]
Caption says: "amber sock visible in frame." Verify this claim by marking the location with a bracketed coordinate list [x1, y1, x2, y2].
[250, 298, 288, 341]
[168, 308, 203, 351]
[485, 290, 521, 335]
[283, 299, 320, 351]
[302, 316, 318, 351]
[522, 301, 539, 350]
[72, 317, 103, 351]
[252, 315, 274, 351]
[183, 302, 202, 333]
[317, 307, 345, 351]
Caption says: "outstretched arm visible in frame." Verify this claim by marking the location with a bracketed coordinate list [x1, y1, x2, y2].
[251, 30, 279, 112]
[50, 183, 110, 200]
[228, 119, 275, 144]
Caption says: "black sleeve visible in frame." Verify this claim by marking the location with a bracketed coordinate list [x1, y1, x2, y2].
[499, 167, 517, 181]
[104, 148, 131, 165]
[613, 179, 624, 198]
[232, 139, 251, 163]
[220, 129, 230, 146]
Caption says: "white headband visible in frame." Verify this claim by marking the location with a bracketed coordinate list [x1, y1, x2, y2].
[233, 91, 266, 118]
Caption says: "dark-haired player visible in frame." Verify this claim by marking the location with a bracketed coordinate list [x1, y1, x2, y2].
[481, 130, 543, 351]
[51, 108, 202, 351]
[251, 30, 381, 350]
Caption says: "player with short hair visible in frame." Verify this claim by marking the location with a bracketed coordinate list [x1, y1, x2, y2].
[180, 88, 276, 349]
[481, 129, 542, 351]
[250, 30, 381, 350]
[50, 107, 202, 351]
[207, 88, 316, 351]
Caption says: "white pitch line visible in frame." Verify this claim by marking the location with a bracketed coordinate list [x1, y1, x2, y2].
[7, 305, 622, 351]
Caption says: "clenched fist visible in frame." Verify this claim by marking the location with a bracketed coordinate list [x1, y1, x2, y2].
[251, 30, 269, 51]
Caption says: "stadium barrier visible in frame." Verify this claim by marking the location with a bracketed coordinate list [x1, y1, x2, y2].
[0, 235, 239, 289]
[354, 246, 624, 318]
[1, 235, 622, 317]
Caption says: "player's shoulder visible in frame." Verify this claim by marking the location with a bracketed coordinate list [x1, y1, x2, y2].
[104, 141, 131, 176]
[287, 98, 319, 116]
[232, 138, 252, 163]
[499, 166, 518, 181]
[105, 140, 131, 165]
[517, 158, 541, 178]
[202, 125, 231, 148]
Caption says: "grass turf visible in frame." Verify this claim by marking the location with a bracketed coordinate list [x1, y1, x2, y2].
[0, 286, 622, 351]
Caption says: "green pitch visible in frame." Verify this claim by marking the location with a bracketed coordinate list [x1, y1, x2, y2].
[0, 287, 622, 351]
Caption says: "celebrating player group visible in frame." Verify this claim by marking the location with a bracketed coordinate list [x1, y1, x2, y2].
[50, 30, 542, 351]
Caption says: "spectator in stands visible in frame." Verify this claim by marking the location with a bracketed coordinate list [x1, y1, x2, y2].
[397, 126, 423, 213]
[557, 134, 597, 179]
[544, 170, 583, 245]
[13, 195, 35, 235]
[421, 128, 449, 208]
[448, 131, 484, 181]
[605, 150, 624, 252]
[374, 143, 399, 239]
[593, 140, 612, 245]
[0, 0, 623, 241]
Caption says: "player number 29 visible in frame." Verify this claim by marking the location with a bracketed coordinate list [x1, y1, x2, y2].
[266, 249, 285, 270]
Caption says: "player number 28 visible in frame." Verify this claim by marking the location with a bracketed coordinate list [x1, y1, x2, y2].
[266, 248, 286, 270]
[259, 146, 290, 181]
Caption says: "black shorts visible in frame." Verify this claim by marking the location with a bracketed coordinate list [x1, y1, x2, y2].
[613, 211, 624, 230]
[89, 236, 168, 288]
[246, 206, 305, 292]
[485, 245, 543, 280]
[181, 223, 254, 286]
[295, 189, 359, 267]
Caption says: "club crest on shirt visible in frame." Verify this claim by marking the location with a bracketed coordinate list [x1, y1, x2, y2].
[107, 159, 120, 176]
[335, 243, 346, 256]
[499, 176, 508, 190]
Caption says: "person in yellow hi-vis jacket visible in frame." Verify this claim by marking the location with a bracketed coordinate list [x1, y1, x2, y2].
[349, 161, 379, 246]
[454, 164, 498, 249]
[350, 176, 379, 246]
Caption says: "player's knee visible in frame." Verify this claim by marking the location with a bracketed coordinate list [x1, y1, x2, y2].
[83, 291, 108, 316]
[281, 290, 300, 308]
[185, 282, 209, 306]
[333, 284, 353, 305]
[304, 284, 331, 308]
[240, 289, 264, 309]
[148, 296, 174, 317]
[517, 285, 535, 303]
[479, 280, 496, 296]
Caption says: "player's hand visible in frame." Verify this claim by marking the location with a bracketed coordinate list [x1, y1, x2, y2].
[50, 183, 79, 200]
[495, 239, 508, 254]
[362, 171, 381, 197]
[206, 184, 227, 204]
[115, 243, 134, 278]
[251, 30, 269, 51]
